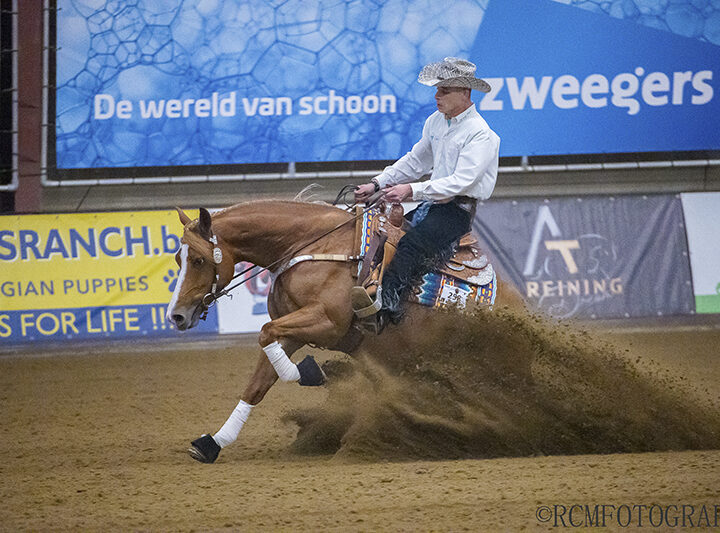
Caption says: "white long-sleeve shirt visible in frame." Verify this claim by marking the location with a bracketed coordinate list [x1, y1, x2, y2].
[375, 104, 500, 202]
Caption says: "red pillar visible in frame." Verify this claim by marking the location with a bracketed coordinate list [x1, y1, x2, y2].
[15, 0, 44, 213]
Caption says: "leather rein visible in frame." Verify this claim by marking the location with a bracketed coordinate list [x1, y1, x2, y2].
[197, 190, 385, 320]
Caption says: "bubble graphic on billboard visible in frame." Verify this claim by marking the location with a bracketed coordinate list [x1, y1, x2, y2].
[55, 0, 487, 169]
[54, 0, 719, 172]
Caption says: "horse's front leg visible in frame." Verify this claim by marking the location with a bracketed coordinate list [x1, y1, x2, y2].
[188, 303, 345, 464]
[188, 339, 300, 464]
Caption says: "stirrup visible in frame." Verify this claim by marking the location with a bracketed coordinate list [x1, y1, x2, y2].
[351, 286, 382, 319]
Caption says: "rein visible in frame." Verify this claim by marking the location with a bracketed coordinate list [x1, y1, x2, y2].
[198, 190, 386, 318]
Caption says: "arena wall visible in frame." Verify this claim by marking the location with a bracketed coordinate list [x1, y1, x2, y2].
[2, 191, 718, 346]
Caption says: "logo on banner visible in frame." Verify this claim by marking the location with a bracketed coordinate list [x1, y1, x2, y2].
[0, 209, 221, 342]
[523, 205, 623, 317]
[480, 68, 713, 116]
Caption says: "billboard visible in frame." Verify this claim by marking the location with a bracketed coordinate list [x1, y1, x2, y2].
[53, 0, 719, 176]
[0, 210, 218, 342]
[681, 192, 720, 314]
[473, 194, 695, 319]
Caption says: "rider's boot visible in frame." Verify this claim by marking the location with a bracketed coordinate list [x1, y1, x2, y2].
[351, 285, 383, 333]
[351, 285, 404, 334]
[375, 286, 404, 334]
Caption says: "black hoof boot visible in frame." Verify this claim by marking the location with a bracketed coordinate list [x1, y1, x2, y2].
[188, 434, 221, 463]
[297, 355, 327, 386]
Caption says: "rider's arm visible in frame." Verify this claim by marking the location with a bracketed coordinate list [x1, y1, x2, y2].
[410, 128, 499, 202]
[375, 120, 434, 188]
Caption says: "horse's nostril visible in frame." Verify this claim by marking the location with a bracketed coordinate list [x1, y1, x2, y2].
[171, 314, 185, 325]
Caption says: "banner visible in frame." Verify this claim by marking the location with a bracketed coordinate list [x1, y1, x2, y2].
[217, 263, 272, 335]
[0, 196, 709, 345]
[471, 0, 720, 155]
[54, 0, 720, 174]
[473, 195, 695, 319]
[0, 210, 218, 342]
[681, 192, 720, 314]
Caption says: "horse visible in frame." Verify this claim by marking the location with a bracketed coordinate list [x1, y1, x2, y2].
[166, 199, 525, 463]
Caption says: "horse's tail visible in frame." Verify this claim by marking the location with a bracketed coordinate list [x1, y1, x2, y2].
[293, 183, 327, 204]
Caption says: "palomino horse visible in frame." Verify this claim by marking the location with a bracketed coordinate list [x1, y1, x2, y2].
[166, 200, 523, 463]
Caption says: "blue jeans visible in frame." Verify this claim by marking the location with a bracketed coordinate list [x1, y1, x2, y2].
[381, 202, 472, 313]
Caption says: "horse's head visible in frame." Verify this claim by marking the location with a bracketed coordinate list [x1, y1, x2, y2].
[166, 207, 233, 331]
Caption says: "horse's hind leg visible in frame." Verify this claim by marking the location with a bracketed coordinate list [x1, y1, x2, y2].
[495, 279, 526, 312]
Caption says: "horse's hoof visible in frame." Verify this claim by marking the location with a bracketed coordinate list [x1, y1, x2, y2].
[297, 355, 326, 386]
[188, 434, 221, 463]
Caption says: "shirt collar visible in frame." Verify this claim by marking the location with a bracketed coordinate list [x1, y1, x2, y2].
[446, 104, 476, 125]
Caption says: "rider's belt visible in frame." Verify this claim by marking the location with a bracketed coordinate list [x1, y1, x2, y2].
[453, 196, 478, 214]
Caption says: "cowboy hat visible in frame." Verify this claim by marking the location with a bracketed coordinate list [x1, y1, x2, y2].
[418, 57, 492, 93]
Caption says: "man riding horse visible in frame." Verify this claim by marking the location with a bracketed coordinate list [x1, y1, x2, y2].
[167, 57, 505, 463]
[355, 57, 500, 333]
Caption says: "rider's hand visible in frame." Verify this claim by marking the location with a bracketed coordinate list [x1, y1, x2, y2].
[354, 182, 378, 203]
[383, 184, 412, 204]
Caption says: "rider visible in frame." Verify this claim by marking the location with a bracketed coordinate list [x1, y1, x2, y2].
[355, 57, 500, 331]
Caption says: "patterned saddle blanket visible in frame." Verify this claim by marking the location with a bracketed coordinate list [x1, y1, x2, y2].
[354, 206, 496, 310]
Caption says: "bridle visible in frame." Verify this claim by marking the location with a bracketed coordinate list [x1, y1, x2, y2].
[198, 233, 225, 319]
[195, 188, 386, 320]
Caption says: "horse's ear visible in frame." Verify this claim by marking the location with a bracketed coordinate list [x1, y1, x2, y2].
[176, 207, 192, 226]
[197, 207, 213, 239]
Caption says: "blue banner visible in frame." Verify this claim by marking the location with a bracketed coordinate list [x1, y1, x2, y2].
[0, 304, 218, 343]
[472, 195, 695, 319]
[473, 0, 720, 155]
[55, 0, 720, 170]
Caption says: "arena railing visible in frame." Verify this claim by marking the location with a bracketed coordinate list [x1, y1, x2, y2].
[0, 0, 17, 192]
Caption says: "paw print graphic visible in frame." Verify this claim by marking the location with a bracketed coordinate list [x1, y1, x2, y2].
[164, 269, 180, 292]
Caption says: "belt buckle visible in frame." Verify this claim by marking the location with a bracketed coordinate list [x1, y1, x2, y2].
[455, 196, 476, 211]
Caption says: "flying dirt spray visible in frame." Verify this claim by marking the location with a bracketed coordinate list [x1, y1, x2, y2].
[286, 307, 720, 460]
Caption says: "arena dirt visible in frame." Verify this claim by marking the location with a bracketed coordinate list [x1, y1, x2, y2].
[1, 311, 719, 531]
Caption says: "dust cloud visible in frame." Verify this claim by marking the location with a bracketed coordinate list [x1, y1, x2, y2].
[285, 307, 720, 461]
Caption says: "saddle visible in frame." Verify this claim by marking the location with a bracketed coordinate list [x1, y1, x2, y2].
[351, 204, 496, 318]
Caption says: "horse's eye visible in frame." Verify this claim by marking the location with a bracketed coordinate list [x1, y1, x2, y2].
[193, 257, 204, 267]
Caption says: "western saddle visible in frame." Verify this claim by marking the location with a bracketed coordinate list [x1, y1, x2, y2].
[351, 204, 493, 320]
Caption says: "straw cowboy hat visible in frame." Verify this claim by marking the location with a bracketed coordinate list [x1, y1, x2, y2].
[418, 57, 492, 93]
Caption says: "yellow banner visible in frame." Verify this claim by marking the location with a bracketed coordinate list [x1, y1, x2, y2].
[0, 209, 196, 311]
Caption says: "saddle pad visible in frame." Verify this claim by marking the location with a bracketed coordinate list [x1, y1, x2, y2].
[360, 207, 378, 256]
[412, 269, 497, 310]
[355, 207, 378, 279]
[357, 206, 497, 309]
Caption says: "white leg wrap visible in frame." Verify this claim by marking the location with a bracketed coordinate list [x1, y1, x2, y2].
[264, 341, 300, 382]
[212, 400, 253, 448]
